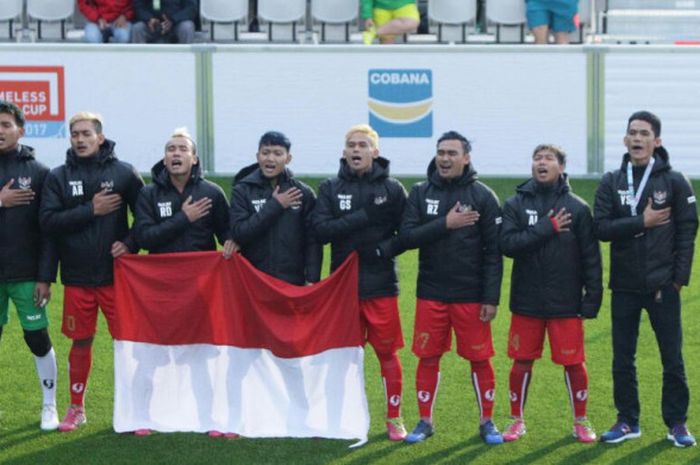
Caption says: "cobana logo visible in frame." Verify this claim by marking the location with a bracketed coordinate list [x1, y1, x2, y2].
[368, 69, 433, 138]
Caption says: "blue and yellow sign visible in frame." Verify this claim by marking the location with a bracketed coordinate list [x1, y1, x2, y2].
[368, 69, 432, 138]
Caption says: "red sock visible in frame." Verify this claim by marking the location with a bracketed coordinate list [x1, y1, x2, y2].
[470, 359, 495, 421]
[68, 343, 93, 407]
[377, 352, 403, 419]
[509, 361, 533, 418]
[565, 363, 589, 418]
[415, 357, 441, 421]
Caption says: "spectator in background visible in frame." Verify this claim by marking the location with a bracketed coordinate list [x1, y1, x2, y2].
[132, 0, 197, 44]
[79, 0, 134, 43]
[526, 0, 578, 44]
[361, 0, 420, 44]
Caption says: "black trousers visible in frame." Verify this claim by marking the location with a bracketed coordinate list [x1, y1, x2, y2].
[611, 285, 689, 428]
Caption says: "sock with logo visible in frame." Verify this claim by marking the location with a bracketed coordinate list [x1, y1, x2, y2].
[565, 363, 589, 418]
[509, 361, 533, 418]
[68, 343, 93, 407]
[415, 356, 441, 421]
[471, 359, 496, 421]
[34, 347, 57, 406]
[377, 351, 403, 418]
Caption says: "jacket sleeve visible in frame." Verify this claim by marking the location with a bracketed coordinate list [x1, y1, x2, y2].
[377, 179, 408, 258]
[499, 198, 557, 258]
[230, 186, 284, 245]
[37, 235, 58, 283]
[399, 185, 449, 250]
[39, 172, 95, 234]
[576, 203, 603, 318]
[78, 0, 100, 22]
[124, 1, 135, 20]
[132, 0, 153, 21]
[303, 187, 322, 283]
[168, 0, 197, 23]
[212, 187, 232, 246]
[360, 0, 373, 19]
[478, 187, 503, 306]
[594, 172, 645, 241]
[122, 168, 145, 253]
[312, 180, 370, 244]
[133, 189, 190, 251]
[671, 173, 698, 286]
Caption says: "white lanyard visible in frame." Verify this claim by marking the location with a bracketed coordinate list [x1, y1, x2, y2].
[626, 157, 655, 216]
[153, 0, 161, 10]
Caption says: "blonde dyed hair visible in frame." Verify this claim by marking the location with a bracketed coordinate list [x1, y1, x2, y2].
[167, 127, 197, 154]
[69, 112, 104, 133]
[345, 124, 379, 149]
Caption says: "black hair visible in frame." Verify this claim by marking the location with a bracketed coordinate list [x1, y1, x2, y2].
[258, 131, 291, 151]
[437, 130, 471, 153]
[0, 100, 25, 128]
[628, 110, 661, 137]
[532, 144, 566, 165]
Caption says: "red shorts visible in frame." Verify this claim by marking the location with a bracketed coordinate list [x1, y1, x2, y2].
[361, 296, 404, 354]
[507, 313, 585, 365]
[412, 299, 494, 361]
[62, 285, 117, 340]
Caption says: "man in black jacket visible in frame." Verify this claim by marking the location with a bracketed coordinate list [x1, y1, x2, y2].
[131, 0, 196, 43]
[595, 111, 698, 447]
[230, 131, 321, 286]
[40, 112, 144, 433]
[312, 124, 408, 441]
[0, 101, 58, 431]
[499, 144, 602, 443]
[400, 131, 503, 445]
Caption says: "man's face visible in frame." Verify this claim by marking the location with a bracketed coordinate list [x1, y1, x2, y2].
[256, 144, 291, 178]
[164, 136, 197, 177]
[343, 132, 378, 175]
[435, 139, 470, 180]
[624, 119, 660, 166]
[70, 120, 104, 158]
[0, 113, 24, 153]
[532, 149, 564, 185]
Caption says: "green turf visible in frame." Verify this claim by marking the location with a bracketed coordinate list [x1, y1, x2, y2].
[1, 177, 699, 465]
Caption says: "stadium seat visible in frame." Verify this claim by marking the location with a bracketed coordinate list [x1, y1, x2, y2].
[27, 0, 74, 40]
[200, 0, 248, 41]
[428, 0, 477, 43]
[258, 0, 307, 42]
[485, 0, 526, 43]
[310, 0, 359, 43]
[0, 0, 22, 40]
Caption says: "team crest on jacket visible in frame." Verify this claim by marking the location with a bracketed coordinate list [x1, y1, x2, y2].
[252, 199, 266, 212]
[100, 180, 114, 192]
[18, 177, 31, 190]
[69, 180, 83, 196]
[338, 194, 352, 211]
[526, 209, 538, 226]
[426, 199, 439, 215]
[158, 201, 173, 217]
[653, 190, 667, 205]
[374, 195, 387, 205]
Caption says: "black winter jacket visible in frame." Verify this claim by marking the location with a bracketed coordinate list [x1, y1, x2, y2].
[134, 160, 230, 253]
[400, 161, 502, 304]
[40, 140, 144, 287]
[230, 164, 321, 285]
[0, 145, 55, 283]
[133, 0, 197, 24]
[312, 157, 407, 299]
[594, 148, 698, 292]
[500, 176, 602, 319]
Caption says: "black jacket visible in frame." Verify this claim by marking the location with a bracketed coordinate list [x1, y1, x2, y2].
[230, 164, 321, 285]
[594, 148, 698, 292]
[134, 160, 230, 253]
[500, 176, 602, 319]
[400, 160, 502, 304]
[40, 140, 144, 287]
[0, 145, 55, 283]
[312, 157, 407, 299]
[133, 0, 197, 23]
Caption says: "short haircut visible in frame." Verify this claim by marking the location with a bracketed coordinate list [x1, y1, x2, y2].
[0, 100, 25, 128]
[345, 124, 379, 149]
[628, 110, 661, 137]
[532, 144, 567, 166]
[167, 127, 197, 155]
[258, 131, 291, 151]
[69, 112, 103, 134]
[437, 130, 472, 154]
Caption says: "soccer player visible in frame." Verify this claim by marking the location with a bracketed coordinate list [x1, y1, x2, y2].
[312, 124, 408, 441]
[594, 111, 698, 447]
[230, 131, 321, 286]
[499, 144, 602, 443]
[361, 0, 420, 44]
[40, 112, 144, 432]
[400, 131, 503, 445]
[0, 100, 58, 431]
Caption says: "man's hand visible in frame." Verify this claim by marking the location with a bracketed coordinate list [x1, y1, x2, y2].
[148, 17, 161, 33]
[222, 239, 240, 259]
[446, 202, 480, 229]
[33, 282, 50, 308]
[98, 18, 108, 30]
[272, 186, 303, 209]
[182, 196, 212, 222]
[480, 304, 497, 322]
[0, 179, 35, 207]
[643, 198, 671, 228]
[364, 18, 375, 30]
[161, 14, 172, 33]
[550, 207, 572, 232]
[111, 241, 129, 258]
[114, 14, 128, 28]
[92, 188, 122, 216]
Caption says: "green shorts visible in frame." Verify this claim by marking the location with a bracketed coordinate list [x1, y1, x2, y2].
[0, 281, 49, 330]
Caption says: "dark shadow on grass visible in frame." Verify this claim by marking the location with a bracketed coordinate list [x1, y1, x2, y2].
[555, 441, 609, 464]
[505, 437, 571, 465]
[0, 424, 49, 450]
[610, 438, 670, 465]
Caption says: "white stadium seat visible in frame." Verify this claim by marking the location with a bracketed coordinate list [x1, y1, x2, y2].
[200, 0, 248, 41]
[0, 0, 22, 40]
[428, 0, 477, 43]
[258, 0, 307, 42]
[311, 0, 359, 42]
[27, 0, 75, 40]
[485, 0, 527, 43]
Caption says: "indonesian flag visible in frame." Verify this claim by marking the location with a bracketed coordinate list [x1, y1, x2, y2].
[112, 251, 369, 443]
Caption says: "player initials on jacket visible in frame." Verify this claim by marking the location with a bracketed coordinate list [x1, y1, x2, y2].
[338, 194, 352, 210]
[252, 199, 266, 212]
[426, 198, 439, 215]
[526, 209, 538, 226]
[158, 201, 172, 218]
[69, 180, 83, 196]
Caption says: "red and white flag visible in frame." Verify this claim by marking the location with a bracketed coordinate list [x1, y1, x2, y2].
[112, 252, 369, 442]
